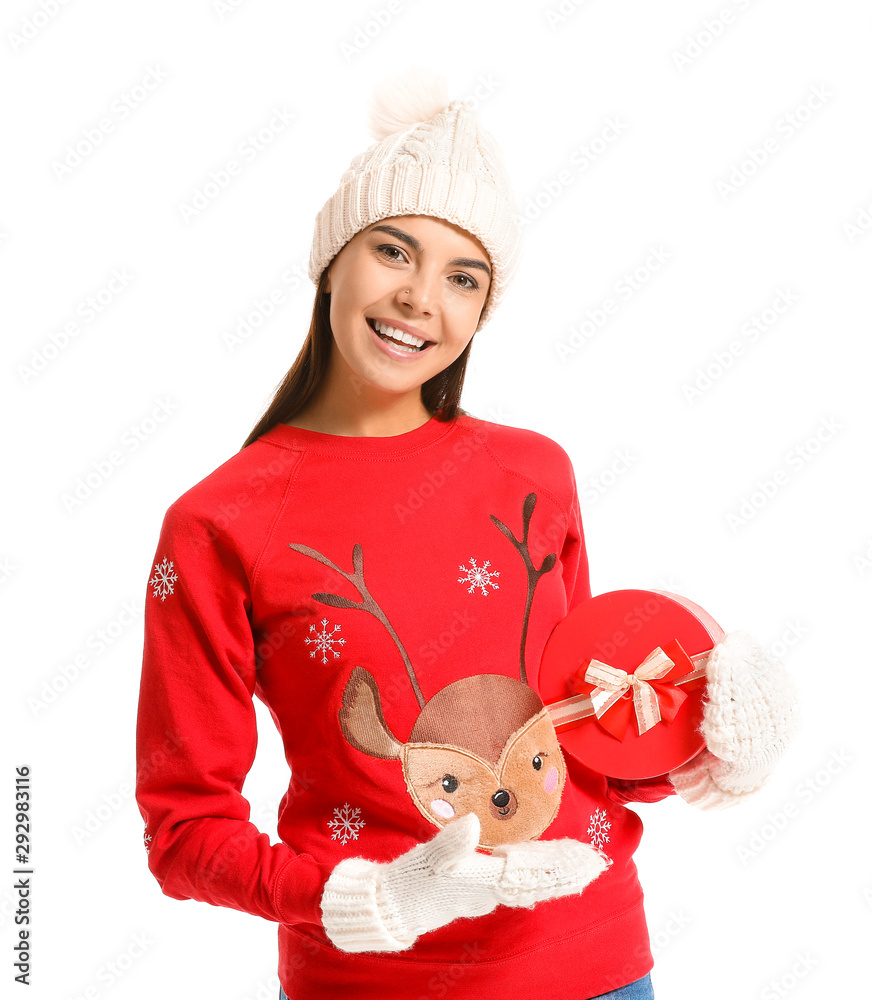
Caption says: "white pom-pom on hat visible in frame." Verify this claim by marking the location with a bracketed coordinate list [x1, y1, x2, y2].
[365, 66, 453, 141]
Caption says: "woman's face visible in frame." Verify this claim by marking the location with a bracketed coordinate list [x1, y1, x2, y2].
[322, 215, 492, 404]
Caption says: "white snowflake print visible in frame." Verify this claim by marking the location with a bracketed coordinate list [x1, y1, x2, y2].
[328, 803, 366, 845]
[143, 827, 153, 854]
[149, 557, 178, 601]
[587, 808, 612, 849]
[305, 618, 346, 664]
[458, 557, 500, 595]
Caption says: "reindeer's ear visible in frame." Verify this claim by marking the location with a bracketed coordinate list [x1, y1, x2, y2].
[339, 666, 405, 761]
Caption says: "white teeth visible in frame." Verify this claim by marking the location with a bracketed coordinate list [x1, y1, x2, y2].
[373, 320, 426, 348]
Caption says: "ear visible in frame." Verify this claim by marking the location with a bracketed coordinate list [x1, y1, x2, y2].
[339, 666, 405, 761]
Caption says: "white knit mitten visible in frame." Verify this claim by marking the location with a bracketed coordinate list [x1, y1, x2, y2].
[669, 630, 801, 810]
[319, 812, 611, 953]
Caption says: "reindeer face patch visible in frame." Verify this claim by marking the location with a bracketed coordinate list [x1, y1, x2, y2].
[340, 669, 566, 848]
[288, 491, 566, 852]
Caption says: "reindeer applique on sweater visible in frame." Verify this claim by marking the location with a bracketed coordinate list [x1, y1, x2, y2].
[288, 493, 567, 851]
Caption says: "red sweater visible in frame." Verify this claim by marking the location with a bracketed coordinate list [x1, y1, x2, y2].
[136, 413, 674, 999]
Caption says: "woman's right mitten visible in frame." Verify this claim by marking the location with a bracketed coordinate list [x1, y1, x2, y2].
[319, 812, 611, 953]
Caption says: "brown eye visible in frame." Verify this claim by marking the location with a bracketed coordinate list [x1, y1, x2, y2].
[532, 756, 543, 771]
[442, 775, 459, 794]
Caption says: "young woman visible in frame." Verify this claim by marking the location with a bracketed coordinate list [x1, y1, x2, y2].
[136, 69, 799, 1000]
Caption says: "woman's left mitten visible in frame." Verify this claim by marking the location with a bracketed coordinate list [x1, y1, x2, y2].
[669, 630, 801, 808]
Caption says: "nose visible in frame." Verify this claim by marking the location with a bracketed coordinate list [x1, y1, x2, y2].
[398, 276, 436, 315]
[489, 788, 517, 820]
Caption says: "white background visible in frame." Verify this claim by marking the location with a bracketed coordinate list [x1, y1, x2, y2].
[3, 1, 871, 997]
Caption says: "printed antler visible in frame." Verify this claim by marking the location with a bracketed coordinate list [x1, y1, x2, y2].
[287, 542, 426, 709]
[490, 493, 556, 684]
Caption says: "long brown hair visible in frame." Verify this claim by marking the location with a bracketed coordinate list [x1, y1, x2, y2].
[240, 267, 480, 450]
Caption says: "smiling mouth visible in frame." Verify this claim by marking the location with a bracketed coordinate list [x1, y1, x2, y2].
[367, 317, 430, 352]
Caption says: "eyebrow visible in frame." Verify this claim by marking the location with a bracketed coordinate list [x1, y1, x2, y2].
[367, 224, 492, 278]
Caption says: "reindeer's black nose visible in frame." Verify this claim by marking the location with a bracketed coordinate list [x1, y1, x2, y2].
[489, 788, 518, 821]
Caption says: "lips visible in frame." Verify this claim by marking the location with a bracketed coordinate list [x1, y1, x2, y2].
[367, 318, 433, 356]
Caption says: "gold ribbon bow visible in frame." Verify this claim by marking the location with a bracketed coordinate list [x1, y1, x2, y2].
[545, 639, 709, 741]
[585, 647, 682, 738]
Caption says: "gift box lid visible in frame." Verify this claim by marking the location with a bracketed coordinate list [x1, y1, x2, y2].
[536, 590, 724, 779]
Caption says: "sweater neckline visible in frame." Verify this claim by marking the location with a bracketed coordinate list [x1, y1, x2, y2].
[259, 410, 462, 456]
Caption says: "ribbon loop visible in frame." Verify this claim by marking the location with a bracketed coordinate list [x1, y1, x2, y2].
[582, 645, 681, 739]
[545, 640, 709, 739]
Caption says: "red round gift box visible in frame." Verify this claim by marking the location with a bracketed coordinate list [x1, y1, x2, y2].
[536, 590, 725, 779]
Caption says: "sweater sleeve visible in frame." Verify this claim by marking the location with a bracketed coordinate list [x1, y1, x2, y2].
[606, 774, 677, 804]
[135, 499, 333, 926]
[562, 464, 592, 613]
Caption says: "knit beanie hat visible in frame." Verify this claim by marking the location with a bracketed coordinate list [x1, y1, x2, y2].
[308, 67, 523, 332]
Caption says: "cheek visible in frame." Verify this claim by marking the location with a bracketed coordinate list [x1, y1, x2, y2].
[544, 766, 559, 795]
[431, 799, 455, 819]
